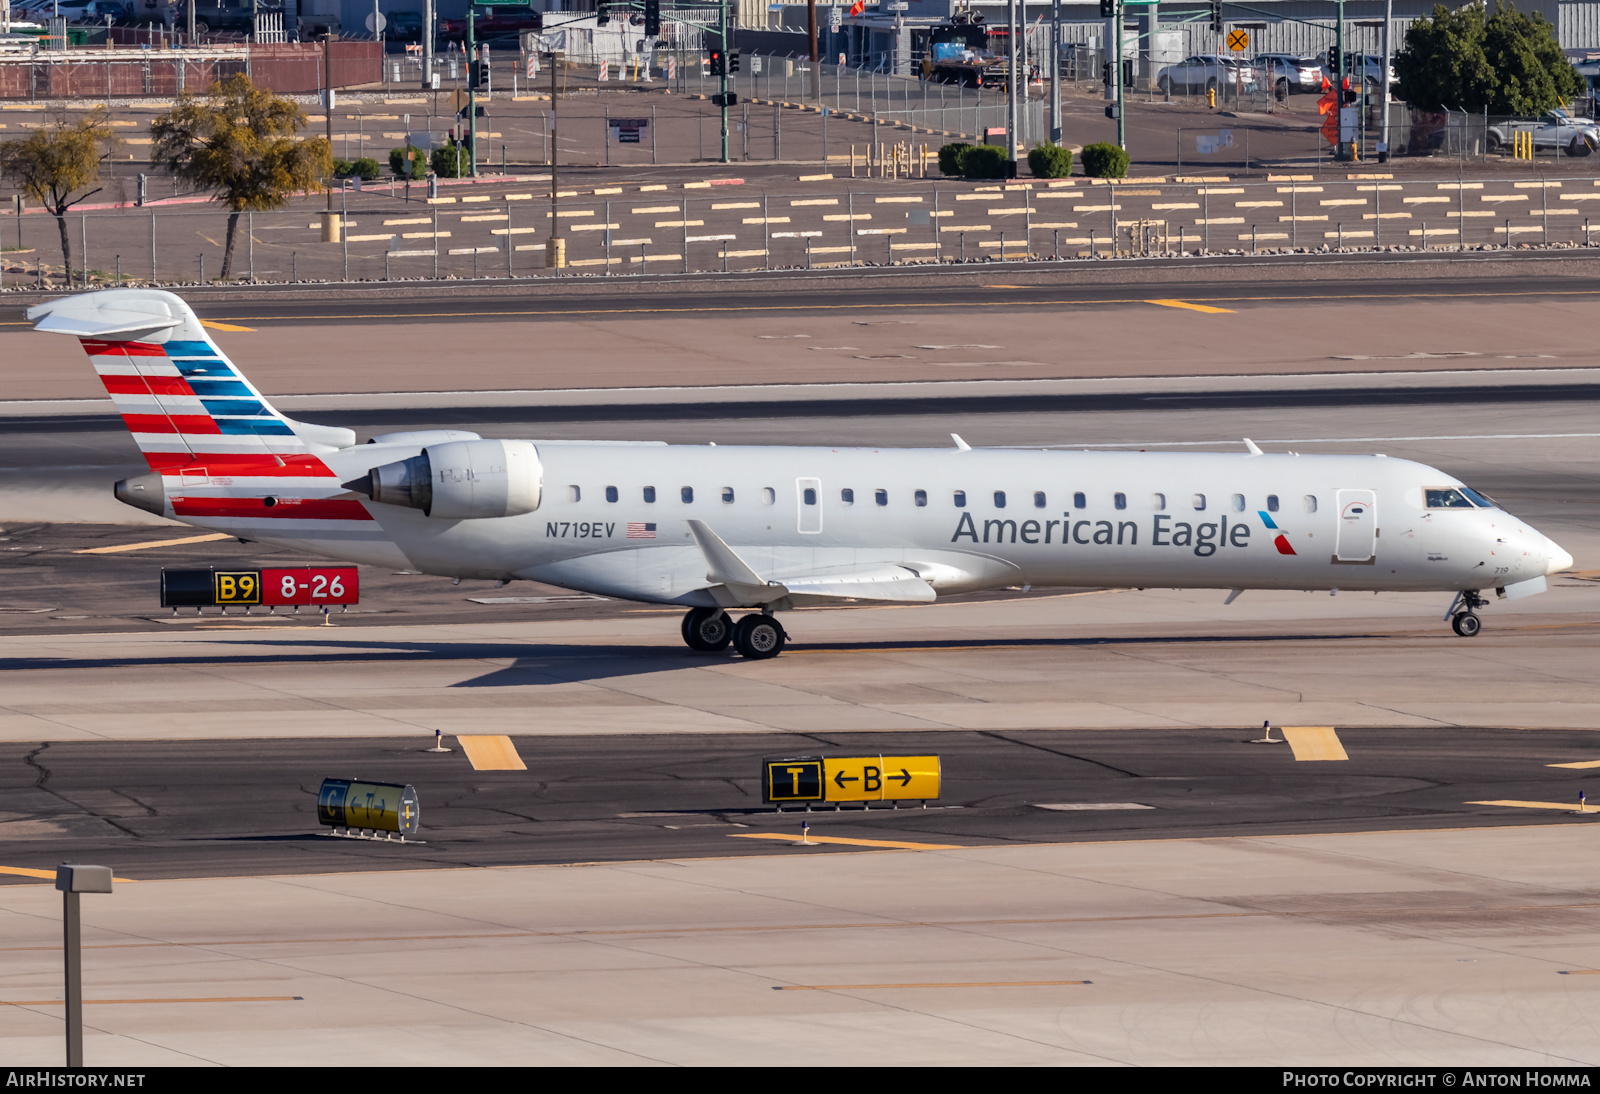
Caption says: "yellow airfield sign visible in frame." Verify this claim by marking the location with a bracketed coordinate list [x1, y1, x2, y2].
[763, 755, 942, 803]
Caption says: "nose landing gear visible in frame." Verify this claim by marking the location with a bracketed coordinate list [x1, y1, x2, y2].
[1449, 590, 1489, 637]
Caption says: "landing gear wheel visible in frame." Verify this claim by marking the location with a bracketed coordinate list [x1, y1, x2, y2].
[681, 607, 732, 651]
[732, 613, 786, 659]
[1451, 611, 1482, 638]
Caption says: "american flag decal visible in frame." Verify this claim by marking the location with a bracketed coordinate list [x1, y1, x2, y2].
[627, 522, 657, 539]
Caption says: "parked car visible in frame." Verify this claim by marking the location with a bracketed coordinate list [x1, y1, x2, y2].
[1155, 54, 1258, 95]
[1487, 107, 1599, 156]
[1254, 52, 1323, 95]
[1340, 52, 1396, 88]
[384, 10, 423, 42]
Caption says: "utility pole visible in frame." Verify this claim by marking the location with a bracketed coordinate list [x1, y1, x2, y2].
[423, 0, 434, 89]
[1050, 0, 1061, 142]
[1336, 0, 1349, 161]
[1006, 0, 1018, 176]
[547, 49, 563, 269]
[323, 33, 334, 211]
[467, 4, 478, 176]
[719, 0, 730, 164]
[186, 0, 195, 42]
[808, 0, 821, 107]
[1379, 0, 1392, 159]
[1113, 0, 1125, 149]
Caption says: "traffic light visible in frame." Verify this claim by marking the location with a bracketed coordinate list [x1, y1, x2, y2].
[471, 59, 491, 90]
[1327, 45, 1338, 71]
[596, 4, 609, 26]
[644, 0, 660, 36]
[1210, 0, 1222, 33]
[1097, 0, 1113, 17]
[729, 50, 741, 73]
[712, 92, 739, 107]
[708, 48, 726, 75]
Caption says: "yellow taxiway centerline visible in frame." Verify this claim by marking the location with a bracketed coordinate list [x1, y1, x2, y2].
[1548, 760, 1600, 769]
[774, 980, 1091, 990]
[75, 532, 230, 555]
[1145, 299, 1236, 314]
[731, 833, 962, 851]
[198, 320, 256, 332]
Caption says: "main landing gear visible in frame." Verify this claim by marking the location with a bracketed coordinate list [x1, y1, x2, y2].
[1450, 590, 1489, 638]
[680, 608, 787, 659]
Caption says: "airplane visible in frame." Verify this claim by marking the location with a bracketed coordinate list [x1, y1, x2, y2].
[29, 288, 1574, 659]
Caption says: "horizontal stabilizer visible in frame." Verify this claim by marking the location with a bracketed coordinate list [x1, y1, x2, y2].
[30, 303, 182, 340]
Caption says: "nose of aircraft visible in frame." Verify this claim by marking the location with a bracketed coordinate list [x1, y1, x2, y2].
[1547, 540, 1575, 576]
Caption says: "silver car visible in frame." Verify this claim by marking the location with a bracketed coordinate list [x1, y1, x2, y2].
[1487, 108, 1600, 156]
[1156, 54, 1259, 95]
[1255, 53, 1323, 95]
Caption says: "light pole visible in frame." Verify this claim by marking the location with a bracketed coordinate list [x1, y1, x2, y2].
[1050, 0, 1061, 143]
[423, 0, 434, 89]
[1006, 0, 1018, 176]
[546, 49, 564, 269]
[56, 863, 114, 1069]
[467, 4, 478, 176]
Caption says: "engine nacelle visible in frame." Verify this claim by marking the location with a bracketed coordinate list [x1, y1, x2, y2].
[355, 439, 542, 519]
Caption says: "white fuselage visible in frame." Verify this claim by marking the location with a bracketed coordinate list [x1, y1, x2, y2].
[209, 441, 1567, 606]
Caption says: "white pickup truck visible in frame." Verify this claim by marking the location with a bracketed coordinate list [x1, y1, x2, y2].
[1487, 108, 1600, 156]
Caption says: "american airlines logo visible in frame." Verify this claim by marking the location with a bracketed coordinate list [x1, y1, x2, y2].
[949, 511, 1296, 558]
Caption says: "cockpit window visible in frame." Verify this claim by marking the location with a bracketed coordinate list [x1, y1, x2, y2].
[1425, 488, 1475, 509]
[1460, 486, 1497, 509]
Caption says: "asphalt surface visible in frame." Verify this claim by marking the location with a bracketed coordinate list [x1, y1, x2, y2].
[4, 727, 1597, 881]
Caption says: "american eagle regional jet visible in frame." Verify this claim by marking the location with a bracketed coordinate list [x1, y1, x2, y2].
[31, 289, 1573, 659]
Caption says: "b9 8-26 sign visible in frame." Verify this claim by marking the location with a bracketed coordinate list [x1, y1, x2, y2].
[161, 566, 360, 608]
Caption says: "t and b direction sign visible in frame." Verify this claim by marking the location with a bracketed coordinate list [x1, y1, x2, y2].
[763, 754, 941, 804]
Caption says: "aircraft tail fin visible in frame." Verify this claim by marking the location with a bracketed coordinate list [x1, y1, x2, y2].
[28, 288, 354, 472]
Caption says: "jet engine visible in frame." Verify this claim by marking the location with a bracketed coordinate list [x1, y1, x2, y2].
[351, 439, 542, 519]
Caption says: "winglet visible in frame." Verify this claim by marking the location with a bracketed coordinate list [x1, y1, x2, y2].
[1243, 438, 1264, 456]
[686, 519, 770, 588]
[951, 433, 972, 452]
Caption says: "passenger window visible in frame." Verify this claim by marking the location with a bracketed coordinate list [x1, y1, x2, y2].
[762, 487, 776, 505]
[1114, 493, 1127, 510]
[1033, 491, 1046, 508]
[914, 489, 927, 507]
[841, 488, 855, 505]
[1073, 491, 1086, 509]
[568, 486, 581, 502]
[721, 487, 735, 504]
[1304, 494, 1318, 514]
[604, 486, 618, 503]
[953, 490, 966, 508]
[803, 487, 817, 505]
[875, 489, 888, 506]
[994, 491, 1007, 508]
[1231, 494, 1246, 512]
[681, 486, 694, 503]
[1192, 493, 1206, 511]
[1266, 494, 1279, 513]
[1425, 488, 1475, 509]
[1152, 492, 1166, 511]
[643, 486, 656, 503]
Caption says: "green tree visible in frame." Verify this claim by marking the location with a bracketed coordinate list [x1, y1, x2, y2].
[0, 107, 119, 281]
[1395, 1, 1583, 114]
[150, 73, 333, 280]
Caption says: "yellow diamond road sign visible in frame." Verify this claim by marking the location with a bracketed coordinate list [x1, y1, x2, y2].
[1227, 29, 1249, 52]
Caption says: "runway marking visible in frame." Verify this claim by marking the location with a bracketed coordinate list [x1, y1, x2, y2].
[1145, 299, 1236, 314]
[774, 980, 1091, 991]
[75, 532, 230, 555]
[198, 320, 256, 332]
[1548, 760, 1600, 769]
[0, 996, 300, 1006]
[0, 866, 135, 882]
[1281, 726, 1348, 761]
[457, 734, 527, 771]
[731, 833, 963, 851]
[1469, 800, 1594, 813]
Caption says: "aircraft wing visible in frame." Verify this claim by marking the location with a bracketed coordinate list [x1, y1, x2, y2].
[686, 520, 935, 606]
